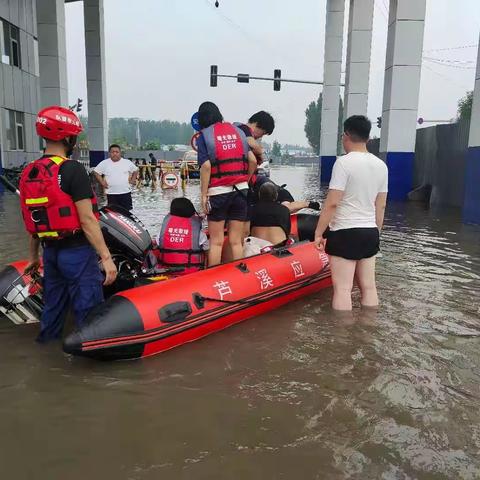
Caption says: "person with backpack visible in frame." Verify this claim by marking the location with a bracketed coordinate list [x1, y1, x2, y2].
[19, 106, 117, 343]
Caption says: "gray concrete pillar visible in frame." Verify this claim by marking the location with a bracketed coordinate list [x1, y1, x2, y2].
[379, 0, 426, 200]
[463, 36, 480, 224]
[320, 0, 345, 184]
[36, 0, 68, 107]
[84, 0, 108, 167]
[344, 0, 374, 119]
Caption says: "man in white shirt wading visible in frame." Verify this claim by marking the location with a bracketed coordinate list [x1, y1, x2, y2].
[94, 144, 138, 212]
[314, 115, 388, 311]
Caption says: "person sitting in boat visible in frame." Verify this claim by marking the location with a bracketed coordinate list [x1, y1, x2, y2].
[245, 182, 292, 256]
[156, 197, 208, 274]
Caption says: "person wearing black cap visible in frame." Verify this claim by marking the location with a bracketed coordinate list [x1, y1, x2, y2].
[156, 198, 208, 274]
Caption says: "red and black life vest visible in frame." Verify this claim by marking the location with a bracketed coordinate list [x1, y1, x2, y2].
[202, 122, 250, 188]
[19, 156, 99, 239]
[157, 214, 205, 273]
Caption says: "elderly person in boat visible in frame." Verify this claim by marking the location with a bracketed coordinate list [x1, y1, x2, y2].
[244, 182, 291, 256]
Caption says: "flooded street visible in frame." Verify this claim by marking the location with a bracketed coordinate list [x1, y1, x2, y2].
[1, 165, 480, 479]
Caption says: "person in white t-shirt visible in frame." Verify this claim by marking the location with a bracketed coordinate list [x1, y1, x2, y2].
[314, 115, 388, 311]
[93, 144, 138, 212]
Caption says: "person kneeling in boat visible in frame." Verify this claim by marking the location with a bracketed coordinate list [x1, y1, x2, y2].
[245, 183, 292, 256]
[156, 198, 208, 275]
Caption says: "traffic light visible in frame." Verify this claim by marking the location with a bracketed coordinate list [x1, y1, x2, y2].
[210, 65, 218, 87]
[237, 73, 249, 83]
[376, 116, 382, 128]
[273, 69, 281, 91]
[76, 98, 83, 113]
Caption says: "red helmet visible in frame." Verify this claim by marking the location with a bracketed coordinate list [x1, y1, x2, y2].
[36, 106, 83, 141]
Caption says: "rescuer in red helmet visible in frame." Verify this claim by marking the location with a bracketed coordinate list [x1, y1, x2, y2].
[19, 106, 117, 343]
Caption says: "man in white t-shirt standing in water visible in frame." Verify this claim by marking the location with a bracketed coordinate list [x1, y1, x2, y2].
[94, 144, 138, 212]
[314, 116, 388, 311]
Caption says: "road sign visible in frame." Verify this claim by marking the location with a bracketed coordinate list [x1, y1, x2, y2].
[191, 112, 200, 131]
[191, 132, 201, 152]
[161, 172, 179, 189]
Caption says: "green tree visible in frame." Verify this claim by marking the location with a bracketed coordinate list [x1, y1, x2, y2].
[110, 136, 129, 149]
[457, 91, 473, 121]
[141, 140, 160, 150]
[108, 117, 193, 146]
[304, 93, 343, 154]
[271, 140, 281, 157]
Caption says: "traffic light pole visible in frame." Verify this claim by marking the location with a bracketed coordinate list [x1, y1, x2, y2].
[210, 65, 344, 90]
[215, 73, 324, 86]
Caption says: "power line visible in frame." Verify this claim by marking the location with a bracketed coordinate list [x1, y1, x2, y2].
[423, 56, 476, 65]
[422, 63, 471, 90]
[423, 58, 476, 70]
[423, 44, 478, 53]
[201, 0, 307, 71]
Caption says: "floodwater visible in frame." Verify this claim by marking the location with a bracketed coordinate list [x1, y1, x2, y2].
[1, 165, 480, 479]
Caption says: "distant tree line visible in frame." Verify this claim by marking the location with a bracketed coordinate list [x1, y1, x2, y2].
[78, 116, 193, 149]
[109, 118, 193, 148]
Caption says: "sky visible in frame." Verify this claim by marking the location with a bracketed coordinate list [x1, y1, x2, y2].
[65, 0, 480, 146]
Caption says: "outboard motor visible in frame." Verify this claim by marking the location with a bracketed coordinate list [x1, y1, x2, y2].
[0, 266, 43, 324]
[98, 205, 153, 295]
[98, 206, 152, 262]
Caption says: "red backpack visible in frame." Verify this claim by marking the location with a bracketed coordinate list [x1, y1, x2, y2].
[19, 156, 98, 239]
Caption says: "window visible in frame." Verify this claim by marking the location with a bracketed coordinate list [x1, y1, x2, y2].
[5, 109, 25, 151]
[33, 38, 39, 76]
[1, 20, 21, 68]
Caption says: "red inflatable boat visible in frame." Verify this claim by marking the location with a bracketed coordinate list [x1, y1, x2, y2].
[0, 206, 330, 360]
[63, 242, 330, 360]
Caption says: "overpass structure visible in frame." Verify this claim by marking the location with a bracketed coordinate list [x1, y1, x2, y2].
[0, 0, 479, 222]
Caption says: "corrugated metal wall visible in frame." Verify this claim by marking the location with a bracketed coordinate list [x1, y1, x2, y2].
[414, 120, 470, 208]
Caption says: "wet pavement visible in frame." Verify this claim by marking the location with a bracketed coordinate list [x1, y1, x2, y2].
[0, 165, 479, 479]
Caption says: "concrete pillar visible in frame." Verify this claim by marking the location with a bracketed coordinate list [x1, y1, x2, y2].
[379, 0, 426, 200]
[463, 37, 480, 224]
[320, 0, 345, 184]
[36, 0, 68, 107]
[344, 0, 374, 119]
[84, 0, 108, 167]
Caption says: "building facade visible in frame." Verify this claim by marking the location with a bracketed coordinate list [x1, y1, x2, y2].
[0, 0, 40, 169]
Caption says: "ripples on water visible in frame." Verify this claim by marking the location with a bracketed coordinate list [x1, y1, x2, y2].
[0, 165, 479, 479]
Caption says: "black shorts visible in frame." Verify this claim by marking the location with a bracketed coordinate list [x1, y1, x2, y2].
[325, 227, 380, 260]
[107, 192, 133, 212]
[208, 190, 248, 222]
